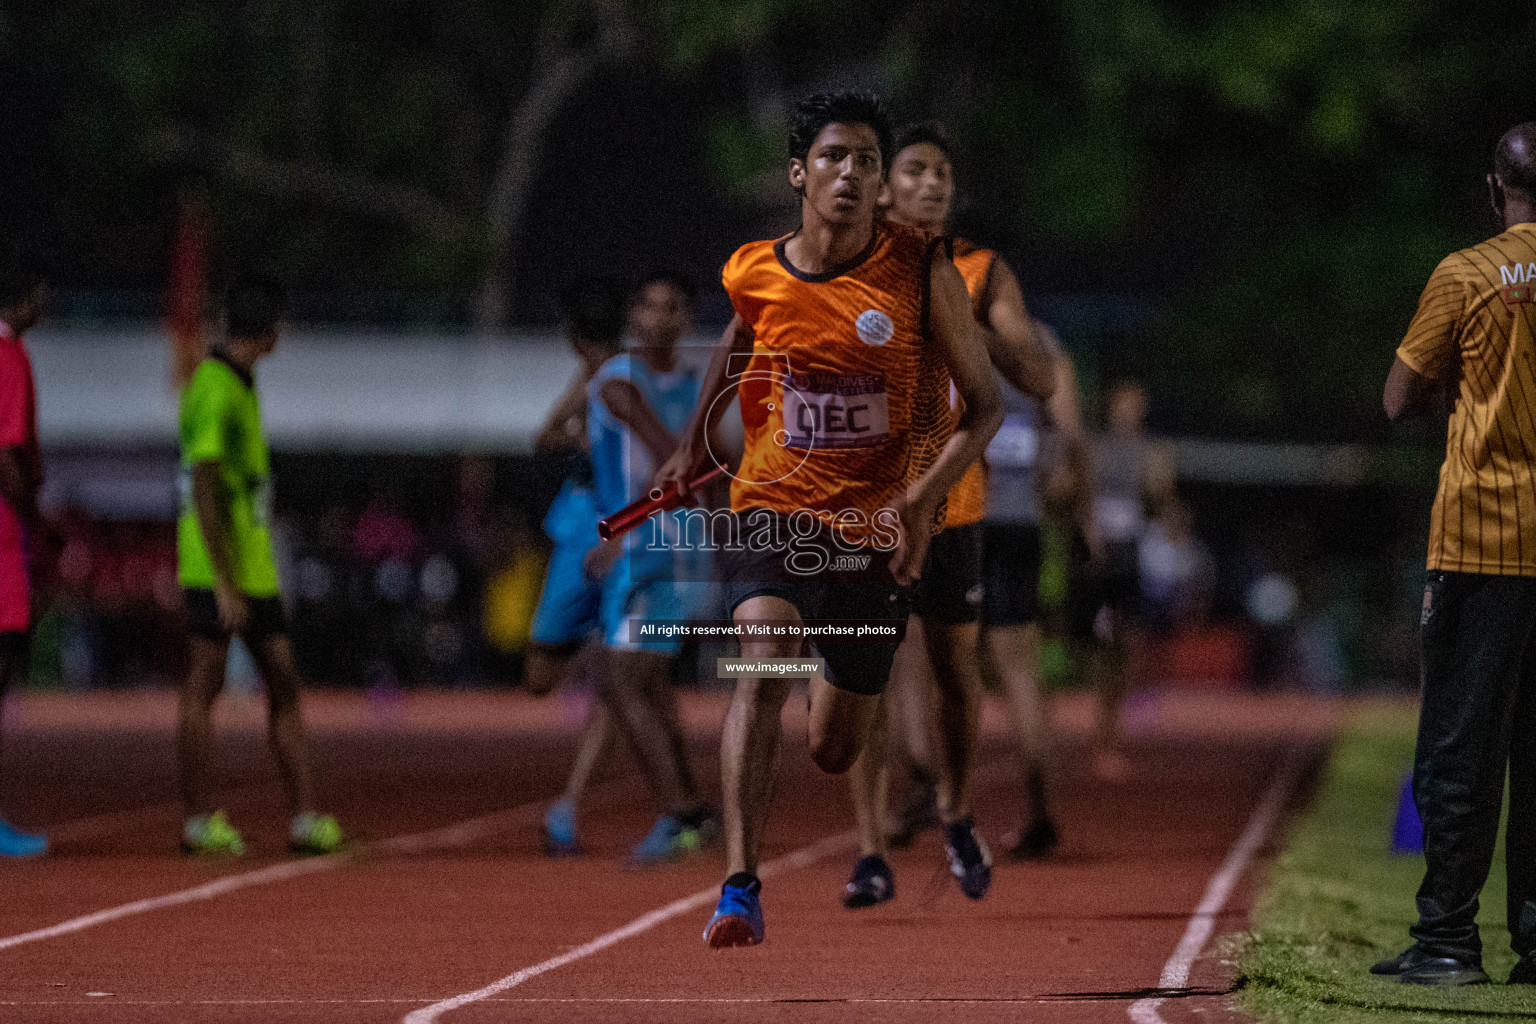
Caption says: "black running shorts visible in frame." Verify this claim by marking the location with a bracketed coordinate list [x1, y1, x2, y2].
[981, 523, 1043, 627]
[719, 509, 909, 697]
[184, 588, 289, 643]
[1067, 539, 1140, 640]
[912, 523, 984, 625]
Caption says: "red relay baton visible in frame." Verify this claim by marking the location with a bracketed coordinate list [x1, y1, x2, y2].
[597, 464, 727, 541]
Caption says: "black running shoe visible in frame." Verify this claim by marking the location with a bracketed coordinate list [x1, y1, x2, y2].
[843, 854, 896, 909]
[944, 819, 992, 900]
[1509, 957, 1536, 985]
[1009, 817, 1060, 861]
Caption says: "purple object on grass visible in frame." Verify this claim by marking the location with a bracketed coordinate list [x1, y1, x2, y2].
[1392, 772, 1423, 854]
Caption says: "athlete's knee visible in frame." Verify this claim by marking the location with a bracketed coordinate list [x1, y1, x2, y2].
[808, 679, 880, 774]
[727, 677, 791, 734]
[182, 648, 226, 708]
[810, 728, 864, 775]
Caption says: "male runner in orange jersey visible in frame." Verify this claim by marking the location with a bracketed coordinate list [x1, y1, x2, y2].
[655, 92, 1002, 947]
[840, 123, 1057, 907]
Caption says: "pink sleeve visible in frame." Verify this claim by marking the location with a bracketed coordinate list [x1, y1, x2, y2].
[0, 347, 29, 448]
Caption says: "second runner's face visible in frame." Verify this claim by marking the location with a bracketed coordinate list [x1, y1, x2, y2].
[884, 143, 952, 232]
[630, 281, 690, 350]
[791, 122, 883, 228]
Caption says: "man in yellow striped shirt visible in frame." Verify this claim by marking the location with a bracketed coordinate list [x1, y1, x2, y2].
[1378, 122, 1536, 987]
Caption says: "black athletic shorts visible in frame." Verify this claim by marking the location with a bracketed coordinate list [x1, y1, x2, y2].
[720, 509, 909, 697]
[184, 588, 289, 642]
[1067, 539, 1141, 639]
[912, 522, 983, 624]
[981, 523, 1043, 627]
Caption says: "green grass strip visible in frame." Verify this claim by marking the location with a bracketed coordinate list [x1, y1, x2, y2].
[1237, 703, 1533, 1023]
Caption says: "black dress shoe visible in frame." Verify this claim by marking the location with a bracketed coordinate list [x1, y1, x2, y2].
[1509, 957, 1536, 985]
[1370, 944, 1426, 975]
[1370, 944, 1489, 986]
[1401, 958, 1491, 986]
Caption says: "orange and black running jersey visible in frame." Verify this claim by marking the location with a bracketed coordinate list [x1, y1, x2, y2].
[721, 221, 952, 538]
[1397, 222, 1536, 575]
[943, 238, 999, 528]
[952, 238, 997, 319]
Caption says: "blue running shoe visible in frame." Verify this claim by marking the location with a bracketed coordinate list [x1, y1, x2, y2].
[629, 815, 690, 865]
[703, 876, 764, 947]
[542, 799, 578, 857]
[0, 819, 47, 858]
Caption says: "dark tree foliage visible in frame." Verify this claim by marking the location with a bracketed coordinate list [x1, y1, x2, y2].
[1, 1, 1533, 437]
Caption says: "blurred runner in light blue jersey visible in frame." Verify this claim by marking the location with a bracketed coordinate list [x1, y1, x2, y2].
[585, 272, 715, 864]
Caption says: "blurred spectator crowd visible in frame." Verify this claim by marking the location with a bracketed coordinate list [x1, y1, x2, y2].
[25, 450, 1426, 694]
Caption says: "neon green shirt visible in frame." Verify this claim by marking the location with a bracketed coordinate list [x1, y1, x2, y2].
[177, 355, 280, 597]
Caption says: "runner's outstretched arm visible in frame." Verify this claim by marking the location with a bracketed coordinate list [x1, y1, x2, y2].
[892, 253, 1002, 584]
[1046, 355, 1102, 562]
[654, 315, 753, 497]
[978, 259, 1055, 402]
[535, 366, 596, 451]
[598, 379, 677, 465]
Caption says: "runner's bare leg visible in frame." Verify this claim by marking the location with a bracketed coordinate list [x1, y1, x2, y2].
[562, 702, 617, 805]
[845, 696, 890, 857]
[927, 620, 985, 824]
[721, 595, 799, 875]
[986, 623, 1053, 822]
[249, 634, 316, 815]
[179, 635, 230, 818]
[601, 649, 697, 817]
[888, 618, 938, 782]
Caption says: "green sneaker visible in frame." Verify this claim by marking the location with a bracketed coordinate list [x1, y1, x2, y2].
[290, 813, 344, 855]
[183, 811, 245, 857]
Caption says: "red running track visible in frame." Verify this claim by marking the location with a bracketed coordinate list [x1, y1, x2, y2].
[0, 688, 1338, 1023]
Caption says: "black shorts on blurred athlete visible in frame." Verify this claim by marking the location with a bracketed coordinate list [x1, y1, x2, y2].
[981, 523, 1042, 627]
[720, 509, 909, 697]
[912, 523, 983, 625]
[183, 588, 289, 642]
[1068, 539, 1140, 640]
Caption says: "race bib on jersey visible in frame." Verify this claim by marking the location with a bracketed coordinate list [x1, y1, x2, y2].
[986, 414, 1039, 468]
[783, 373, 890, 450]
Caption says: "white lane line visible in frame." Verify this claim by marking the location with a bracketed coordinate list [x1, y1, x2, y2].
[0, 856, 342, 953]
[402, 829, 858, 1024]
[0, 796, 567, 954]
[1127, 743, 1311, 1024]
